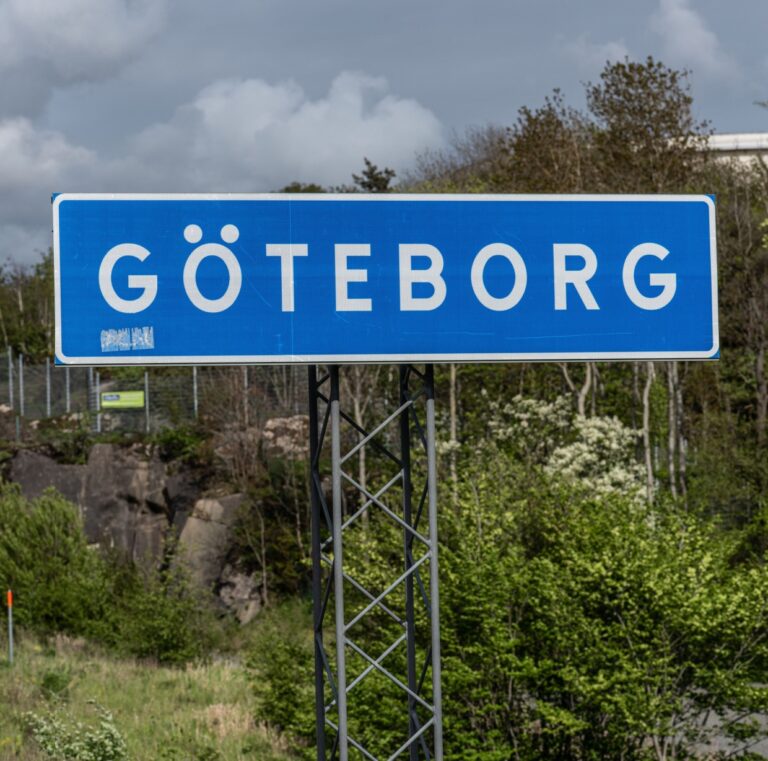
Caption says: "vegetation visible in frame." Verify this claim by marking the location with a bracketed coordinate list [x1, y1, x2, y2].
[0, 634, 292, 760]
[0, 485, 220, 664]
[2, 55, 768, 758]
[251, 405, 768, 760]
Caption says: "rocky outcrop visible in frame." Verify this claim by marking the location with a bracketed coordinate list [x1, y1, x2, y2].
[9, 449, 86, 507]
[262, 415, 309, 459]
[83, 444, 171, 564]
[6, 444, 263, 621]
[4, 418, 301, 623]
[178, 494, 244, 590]
[219, 564, 262, 625]
[8, 444, 199, 567]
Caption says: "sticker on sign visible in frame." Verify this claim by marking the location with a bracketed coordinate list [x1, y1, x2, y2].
[52, 193, 719, 365]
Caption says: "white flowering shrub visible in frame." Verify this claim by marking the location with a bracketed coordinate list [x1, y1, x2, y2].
[477, 393, 644, 500]
[25, 704, 128, 761]
[485, 394, 573, 464]
[545, 415, 645, 500]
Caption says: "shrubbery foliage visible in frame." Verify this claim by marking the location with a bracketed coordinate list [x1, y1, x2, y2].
[0, 484, 215, 664]
[249, 404, 768, 760]
[25, 704, 128, 761]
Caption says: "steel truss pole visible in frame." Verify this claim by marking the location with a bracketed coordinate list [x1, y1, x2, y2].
[308, 364, 443, 761]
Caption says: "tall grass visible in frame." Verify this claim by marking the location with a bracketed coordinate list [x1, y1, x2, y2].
[0, 632, 294, 760]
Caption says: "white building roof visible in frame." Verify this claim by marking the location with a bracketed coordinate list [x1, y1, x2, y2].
[707, 133, 768, 154]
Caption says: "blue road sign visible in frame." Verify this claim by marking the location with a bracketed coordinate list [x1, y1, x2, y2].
[53, 194, 718, 365]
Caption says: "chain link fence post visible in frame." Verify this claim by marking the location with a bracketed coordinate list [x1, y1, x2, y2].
[193, 365, 199, 419]
[144, 371, 150, 434]
[18, 354, 24, 417]
[243, 366, 249, 427]
[46, 357, 51, 418]
[88, 367, 93, 430]
[7, 347, 13, 410]
[95, 371, 102, 433]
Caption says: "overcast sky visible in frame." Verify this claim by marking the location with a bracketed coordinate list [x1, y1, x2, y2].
[3, 0, 767, 265]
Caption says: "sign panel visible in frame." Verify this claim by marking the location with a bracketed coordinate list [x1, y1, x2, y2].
[100, 390, 145, 409]
[53, 194, 718, 365]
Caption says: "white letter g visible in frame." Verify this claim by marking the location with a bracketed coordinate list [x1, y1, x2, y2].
[623, 242, 676, 310]
[99, 243, 158, 314]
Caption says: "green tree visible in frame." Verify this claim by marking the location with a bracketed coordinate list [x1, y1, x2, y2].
[587, 56, 710, 193]
[0, 249, 54, 358]
[250, 406, 768, 759]
[0, 485, 114, 637]
[351, 157, 396, 193]
[280, 181, 325, 193]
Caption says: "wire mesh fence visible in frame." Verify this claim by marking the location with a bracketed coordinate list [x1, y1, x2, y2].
[0, 350, 308, 439]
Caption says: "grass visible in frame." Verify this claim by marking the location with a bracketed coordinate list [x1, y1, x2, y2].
[0, 631, 296, 760]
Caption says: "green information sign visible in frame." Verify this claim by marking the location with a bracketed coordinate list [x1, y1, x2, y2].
[100, 391, 145, 409]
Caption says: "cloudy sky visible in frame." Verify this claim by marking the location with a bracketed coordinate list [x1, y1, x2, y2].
[3, 0, 767, 264]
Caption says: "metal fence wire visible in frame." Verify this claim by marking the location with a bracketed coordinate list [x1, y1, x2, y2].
[0, 350, 307, 438]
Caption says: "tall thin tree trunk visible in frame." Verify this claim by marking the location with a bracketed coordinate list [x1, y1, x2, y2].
[676, 363, 688, 503]
[643, 362, 655, 504]
[449, 363, 458, 508]
[577, 363, 592, 417]
[756, 344, 767, 448]
[632, 362, 640, 430]
[667, 362, 678, 498]
[258, 507, 268, 606]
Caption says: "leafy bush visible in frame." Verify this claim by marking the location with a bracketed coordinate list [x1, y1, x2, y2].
[26, 703, 128, 761]
[0, 484, 115, 638]
[151, 425, 209, 464]
[246, 599, 315, 756]
[115, 557, 217, 666]
[40, 666, 74, 701]
[0, 484, 218, 665]
[249, 412, 768, 760]
[437, 468, 768, 759]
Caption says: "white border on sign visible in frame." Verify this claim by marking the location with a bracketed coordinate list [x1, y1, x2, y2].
[52, 193, 719, 365]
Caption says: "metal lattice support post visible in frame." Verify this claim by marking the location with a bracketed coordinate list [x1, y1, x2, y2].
[309, 366, 329, 760]
[308, 364, 443, 761]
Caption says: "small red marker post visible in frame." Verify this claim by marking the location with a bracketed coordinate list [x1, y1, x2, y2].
[6, 590, 13, 666]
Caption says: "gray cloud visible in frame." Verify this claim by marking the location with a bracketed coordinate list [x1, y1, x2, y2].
[131, 72, 445, 190]
[0, 0, 166, 116]
[0, 0, 766, 266]
[562, 35, 630, 73]
[650, 0, 739, 80]
[0, 71, 445, 263]
[0, 0, 166, 76]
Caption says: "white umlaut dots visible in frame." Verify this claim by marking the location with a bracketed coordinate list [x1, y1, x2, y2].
[184, 224, 203, 244]
[220, 224, 239, 244]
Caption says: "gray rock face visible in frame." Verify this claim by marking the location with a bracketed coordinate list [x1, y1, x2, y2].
[178, 494, 244, 590]
[219, 564, 262, 624]
[9, 449, 86, 507]
[8, 444, 198, 567]
[262, 415, 309, 460]
[7, 444, 261, 624]
[83, 444, 170, 564]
